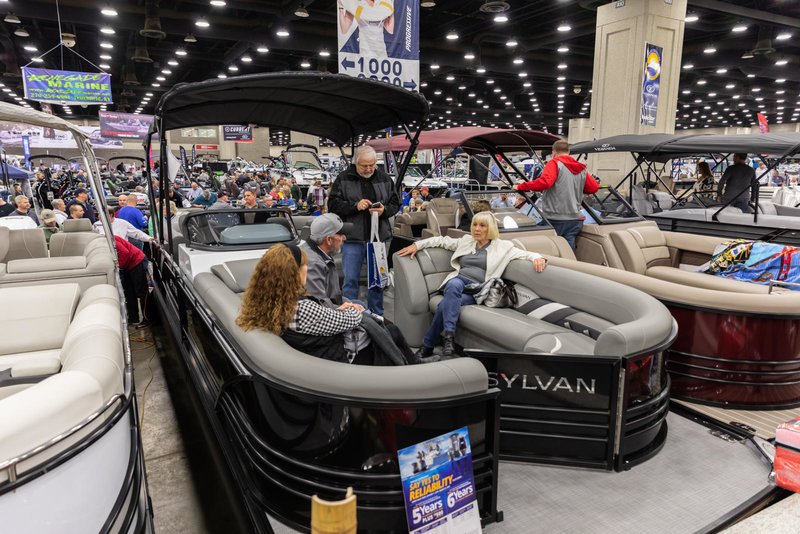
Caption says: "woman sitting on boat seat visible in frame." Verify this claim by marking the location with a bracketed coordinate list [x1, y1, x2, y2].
[236, 244, 437, 366]
[398, 212, 547, 359]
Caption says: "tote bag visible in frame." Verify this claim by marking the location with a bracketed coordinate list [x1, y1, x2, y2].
[367, 212, 391, 289]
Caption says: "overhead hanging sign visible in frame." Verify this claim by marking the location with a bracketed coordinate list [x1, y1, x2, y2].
[640, 43, 663, 126]
[194, 144, 218, 151]
[337, 0, 420, 91]
[99, 111, 154, 140]
[22, 67, 112, 105]
[757, 113, 770, 134]
[398, 427, 481, 534]
[222, 124, 253, 142]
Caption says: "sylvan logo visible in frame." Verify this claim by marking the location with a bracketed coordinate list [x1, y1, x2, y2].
[594, 143, 616, 152]
[488, 372, 596, 394]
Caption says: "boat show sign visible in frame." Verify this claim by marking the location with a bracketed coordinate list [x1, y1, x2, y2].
[222, 125, 253, 142]
[22, 67, 112, 105]
[398, 427, 482, 534]
[337, 0, 420, 91]
[640, 43, 663, 126]
[99, 111, 154, 140]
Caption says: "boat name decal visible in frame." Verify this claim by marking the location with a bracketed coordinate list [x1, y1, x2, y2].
[488, 372, 596, 394]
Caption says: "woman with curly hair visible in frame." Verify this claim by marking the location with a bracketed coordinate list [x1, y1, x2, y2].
[236, 243, 436, 365]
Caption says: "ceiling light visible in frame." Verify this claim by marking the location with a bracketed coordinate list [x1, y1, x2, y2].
[703, 47, 716, 54]
[31, 57, 43, 63]
[685, 14, 699, 23]
[776, 78, 786, 83]
[494, 15, 508, 23]
[276, 27, 290, 37]
[156, 76, 166, 81]
[557, 63, 567, 69]
[23, 45, 37, 52]
[294, 4, 309, 17]
[319, 50, 330, 57]
[100, 27, 115, 34]
[217, 73, 227, 79]
[161, 69, 172, 75]
[775, 59, 788, 66]
[682, 63, 693, 70]
[557, 45, 569, 53]
[195, 19, 210, 28]
[228, 65, 238, 72]
[725, 83, 735, 89]
[14, 27, 28, 37]
[257, 46, 269, 53]
[100, 42, 114, 49]
[101, 5, 118, 16]
[241, 55, 252, 63]
[697, 79, 707, 85]
[300, 60, 311, 68]
[506, 39, 518, 47]
[732, 24, 748, 33]
[716, 68, 727, 74]
[518, 72, 527, 77]
[99, 63, 111, 69]
[446, 31, 458, 40]
[746, 73, 755, 78]
[175, 49, 187, 56]
[557, 76, 565, 81]
[557, 23, 571, 32]
[523, 82, 531, 87]
[421, 0, 436, 7]
[513, 58, 524, 64]
[151, 83, 161, 87]
[776, 32, 792, 41]
[100, 54, 112, 60]
[4, 13, 20, 24]
[463, 51, 475, 60]
[486, 79, 494, 84]
[168, 59, 178, 66]
[446, 75, 455, 81]
[476, 66, 486, 74]
[184, 33, 197, 43]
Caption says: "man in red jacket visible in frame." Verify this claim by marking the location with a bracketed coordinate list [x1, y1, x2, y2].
[513, 139, 599, 249]
[114, 235, 151, 328]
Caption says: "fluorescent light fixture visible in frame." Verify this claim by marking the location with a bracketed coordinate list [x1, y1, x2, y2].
[685, 14, 699, 22]
[446, 31, 458, 40]
[100, 42, 114, 49]
[168, 59, 179, 66]
[210, 0, 227, 5]
[161, 69, 172, 75]
[703, 47, 716, 54]
[31, 57, 43, 63]
[513, 58, 524, 64]
[430, 63, 440, 70]
[557, 45, 569, 53]
[257, 46, 269, 53]
[175, 49, 187, 56]
[775, 59, 788, 66]
[99, 63, 111, 69]
[494, 14, 508, 23]
[319, 50, 330, 57]
[506, 39, 518, 47]
[23, 45, 37, 52]
[557, 23, 571, 32]
[195, 19, 210, 28]
[100, 54, 112, 60]
[776, 32, 792, 41]
[217, 73, 227, 79]
[100, 27, 115, 34]
[732, 24, 748, 33]
[228, 65, 239, 71]
[101, 5, 118, 16]
[276, 27, 290, 37]
[476, 66, 486, 73]
[300, 60, 311, 68]
[156, 76, 166, 81]
[241, 55, 252, 63]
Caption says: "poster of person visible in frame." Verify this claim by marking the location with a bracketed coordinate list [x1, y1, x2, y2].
[337, 0, 420, 91]
[99, 110, 154, 139]
[398, 427, 482, 534]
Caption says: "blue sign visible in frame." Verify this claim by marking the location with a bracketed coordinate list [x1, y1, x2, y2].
[337, 0, 419, 91]
[21, 135, 30, 169]
[22, 68, 112, 105]
[398, 427, 482, 534]
[640, 43, 662, 126]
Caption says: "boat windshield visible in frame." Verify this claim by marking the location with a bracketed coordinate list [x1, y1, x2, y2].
[582, 187, 643, 224]
[453, 190, 551, 232]
[182, 209, 298, 248]
[285, 149, 322, 171]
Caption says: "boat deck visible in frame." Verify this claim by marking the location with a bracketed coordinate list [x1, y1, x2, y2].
[674, 399, 800, 440]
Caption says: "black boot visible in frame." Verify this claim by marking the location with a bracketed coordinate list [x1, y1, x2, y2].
[415, 345, 439, 364]
[442, 332, 456, 358]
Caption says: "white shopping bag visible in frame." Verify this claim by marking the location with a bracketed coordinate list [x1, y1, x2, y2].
[367, 211, 390, 289]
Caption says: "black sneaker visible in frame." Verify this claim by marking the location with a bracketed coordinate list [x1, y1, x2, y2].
[442, 333, 456, 358]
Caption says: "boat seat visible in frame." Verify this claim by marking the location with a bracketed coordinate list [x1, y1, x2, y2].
[0, 283, 123, 466]
[609, 226, 672, 275]
[62, 218, 93, 233]
[394, 247, 675, 357]
[645, 266, 770, 294]
[193, 260, 489, 401]
[511, 235, 576, 260]
[0, 226, 48, 262]
[422, 198, 460, 238]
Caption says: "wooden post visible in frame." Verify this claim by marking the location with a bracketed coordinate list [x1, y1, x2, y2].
[311, 487, 357, 534]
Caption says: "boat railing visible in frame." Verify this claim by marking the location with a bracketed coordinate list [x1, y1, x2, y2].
[0, 393, 124, 483]
[768, 280, 800, 294]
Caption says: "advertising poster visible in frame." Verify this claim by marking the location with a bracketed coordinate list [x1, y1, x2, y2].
[640, 43, 663, 126]
[398, 427, 482, 534]
[99, 111, 154, 139]
[21, 135, 30, 169]
[0, 122, 122, 149]
[757, 113, 770, 134]
[191, 144, 196, 164]
[222, 124, 254, 142]
[337, 0, 420, 91]
[22, 67, 112, 105]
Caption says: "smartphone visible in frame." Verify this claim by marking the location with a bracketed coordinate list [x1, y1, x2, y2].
[370, 202, 382, 209]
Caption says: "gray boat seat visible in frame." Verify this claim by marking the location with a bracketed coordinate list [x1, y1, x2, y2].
[0, 283, 123, 469]
[393, 247, 674, 357]
[511, 235, 576, 260]
[422, 198, 459, 238]
[609, 225, 672, 275]
[1, 227, 48, 261]
[62, 219, 93, 233]
[193, 259, 489, 401]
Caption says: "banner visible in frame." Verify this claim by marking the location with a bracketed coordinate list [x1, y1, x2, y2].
[21, 135, 30, 169]
[757, 113, 770, 134]
[337, 0, 420, 91]
[398, 427, 481, 534]
[222, 124, 253, 142]
[22, 67, 112, 105]
[179, 146, 188, 171]
[0, 122, 122, 149]
[191, 144, 196, 164]
[195, 144, 218, 151]
[99, 111, 154, 139]
[640, 43, 663, 126]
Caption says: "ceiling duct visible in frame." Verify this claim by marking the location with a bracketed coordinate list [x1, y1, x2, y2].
[118, 97, 130, 111]
[140, 0, 166, 40]
[120, 88, 135, 97]
[479, 1, 510, 13]
[122, 57, 140, 86]
[750, 26, 775, 56]
[131, 36, 152, 63]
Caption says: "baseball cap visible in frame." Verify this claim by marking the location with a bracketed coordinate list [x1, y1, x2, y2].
[40, 209, 57, 223]
[309, 213, 353, 240]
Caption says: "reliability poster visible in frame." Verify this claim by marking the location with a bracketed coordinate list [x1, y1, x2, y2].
[640, 43, 663, 126]
[99, 111, 154, 139]
[337, 0, 420, 91]
[398, 427, 482, 534]
[22, 67, 112, 105]
[222, 125, 253, 142]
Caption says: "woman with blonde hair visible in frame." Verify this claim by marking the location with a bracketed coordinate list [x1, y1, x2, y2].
[398, 211, 547, 358]
[237, 243, 436, 365]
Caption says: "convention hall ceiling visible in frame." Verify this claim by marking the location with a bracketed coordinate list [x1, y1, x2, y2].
[1, 0, 799, 137]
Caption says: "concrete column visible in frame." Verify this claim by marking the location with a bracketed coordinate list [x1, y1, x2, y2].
[587, 0, 687, 182]
[218, 126, 237, 160]
[289, 131, 319, 150]
[567, 118, 594, 145]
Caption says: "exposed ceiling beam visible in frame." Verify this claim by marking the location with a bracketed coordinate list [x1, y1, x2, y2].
[690, 0, 800, 30]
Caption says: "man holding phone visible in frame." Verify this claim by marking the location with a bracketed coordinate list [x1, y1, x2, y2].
[329, 145, 401, 315]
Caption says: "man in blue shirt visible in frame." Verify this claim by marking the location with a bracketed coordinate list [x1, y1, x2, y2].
[191, 189, 218, 208]
[117, 195, 148, 231]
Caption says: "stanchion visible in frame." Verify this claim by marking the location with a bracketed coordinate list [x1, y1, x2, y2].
[311, 487, 357, 534]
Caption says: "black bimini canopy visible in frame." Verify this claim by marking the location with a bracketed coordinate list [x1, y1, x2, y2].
[152, 72, 430, 146]
[571, 132, 800, 161]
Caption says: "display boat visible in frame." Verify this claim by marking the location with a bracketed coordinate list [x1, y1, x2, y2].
[0, 103, 152, 532]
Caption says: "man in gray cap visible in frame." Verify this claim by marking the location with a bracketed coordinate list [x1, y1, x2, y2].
[302, 213, 354, 306]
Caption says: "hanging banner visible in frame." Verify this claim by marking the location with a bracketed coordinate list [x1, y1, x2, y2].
[179, 146, 188, 171]
[337, 0, 420, 91]
[191, 144, 197, 164]
[222, 124, 254, 142]
[194, 144, 218, 151]
[757, 113, 770, 134]
[22, 67, 112, 105]
[640, 43, 663, 126]
[99, 110, 154, 139]
[398, 427, 482, 534]
[21, 135, 30, 169]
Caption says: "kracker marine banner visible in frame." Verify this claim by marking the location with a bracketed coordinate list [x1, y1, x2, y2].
[640, 43, 663, 126]
[398, 427, 481, 534]
[222, 125, 253, 142]
[337, 0, 420, 91]
[22, 68, 112, 105]
[99, 111, 154, 140]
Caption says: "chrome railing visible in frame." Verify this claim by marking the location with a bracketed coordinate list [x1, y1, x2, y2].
[768, 279, 800, 294]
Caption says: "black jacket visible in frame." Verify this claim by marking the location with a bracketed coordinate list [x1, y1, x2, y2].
[328, 165, 400, 242]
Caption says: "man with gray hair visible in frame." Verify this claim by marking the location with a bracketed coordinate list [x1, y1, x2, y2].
[301, 212, 354, 306]
[328, 145, 400, 315]
[13, 195, 39, 224]
[50, 198, 68, 224]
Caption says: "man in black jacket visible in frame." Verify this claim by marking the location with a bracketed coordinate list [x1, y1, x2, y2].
[328, 145, 400, 316]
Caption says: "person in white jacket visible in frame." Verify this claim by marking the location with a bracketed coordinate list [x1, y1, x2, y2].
[397, 211, 546, 358]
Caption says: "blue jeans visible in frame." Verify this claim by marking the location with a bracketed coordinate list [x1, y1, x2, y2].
[550, 219, 584, 250]
[423, 275, 476, 348]
[729, 195, 752, 213]
[342, 241, 384, 315]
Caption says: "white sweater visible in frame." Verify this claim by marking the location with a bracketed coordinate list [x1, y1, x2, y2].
[415, 234, 542, 289]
